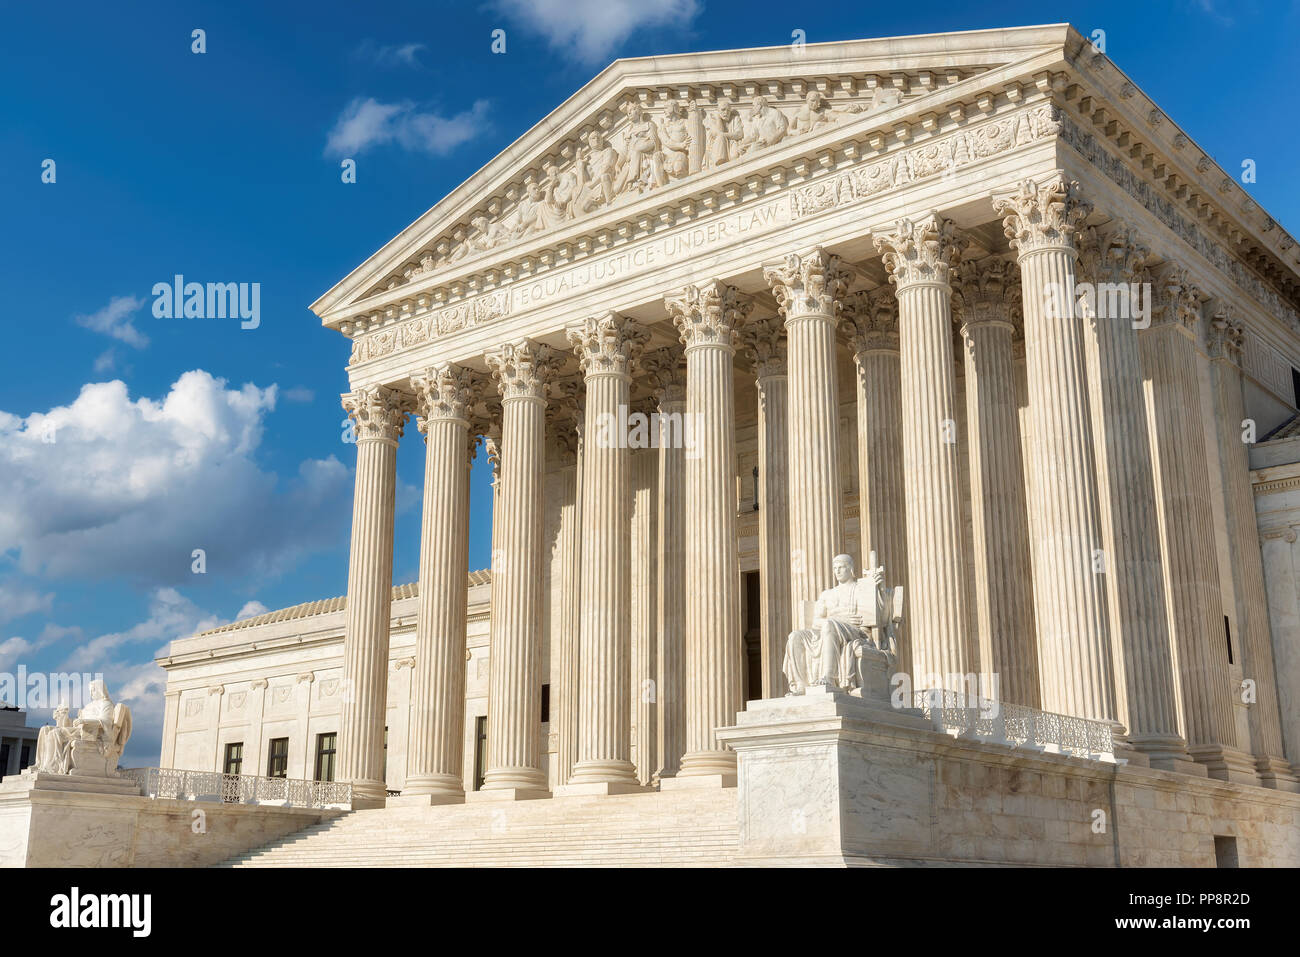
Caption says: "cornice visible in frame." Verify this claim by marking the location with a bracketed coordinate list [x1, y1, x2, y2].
[312, 25, 1072, 323]
[326, 57, 1070, 337]
[346, 95, 1063, 371]
[1055, 45, 1300, 330]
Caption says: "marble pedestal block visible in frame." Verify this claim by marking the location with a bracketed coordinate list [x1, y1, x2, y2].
[0, 772, 341, 868]
[717, 689, 1300, 867]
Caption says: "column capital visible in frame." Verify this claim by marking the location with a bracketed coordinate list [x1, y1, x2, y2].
[342, 385, 411, 445]
[567, 312, 649, 378]
[737, 313, 787, 378]
[874, 212, 963, 290]
[1151, 263, 1204, 334]
[666, 280, 752, 351]
[953, 256, 1020, 333]
[486, 339, 562, 402]
[639, 346, 687, 407]
[411, 363, 481, 431]
[763, 248, 853, 322]
[1077, 222, 1149, 286]
[993, 173, 1092, 258]
[1206, 302, 1245, 365]
[840, 288, 900, 354]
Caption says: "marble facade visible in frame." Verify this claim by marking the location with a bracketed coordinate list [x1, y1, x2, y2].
[157, 25, 1300, 840]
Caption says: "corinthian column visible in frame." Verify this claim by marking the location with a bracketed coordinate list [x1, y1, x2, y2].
[549, 379, 583, 787]
[1074, 225, 1190, 770]
[841, 288, 910, 677]
[738, 316, 791, 698]
[630, 416, 659, 785]
[480, 340, 561, 797]
[954, 256, 1039, 707]
[562, 313, 649, 792]
[665, 281, 750, 783]
[994, 176, 1116, 724]
[1207, 305, 1297, 790]
[404, 365, 480, 801]
[763, 249, 851, 619]
[338, 385, 409, 807]
[1141, 271, 1256, 783]
[641, 347, 687, 777]
[874, 214, 971, 688]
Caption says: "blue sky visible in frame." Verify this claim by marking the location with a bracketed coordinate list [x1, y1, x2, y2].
[1, 0, 1295, 765]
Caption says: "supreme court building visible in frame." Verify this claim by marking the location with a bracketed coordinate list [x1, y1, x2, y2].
[156, 25, 1300, 865]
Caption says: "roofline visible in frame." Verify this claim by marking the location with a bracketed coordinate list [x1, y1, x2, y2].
[309, 23, 1076, 319]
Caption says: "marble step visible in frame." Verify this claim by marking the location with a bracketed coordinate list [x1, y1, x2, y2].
[217, 788, 740, 867]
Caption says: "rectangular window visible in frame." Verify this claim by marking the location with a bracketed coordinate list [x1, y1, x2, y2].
[540, 684, 550, 724]
[20, 744, 31, 770]
[315, 732, 337, 782]
[266, 737, 289, 779]
[223, 741, 244, 776]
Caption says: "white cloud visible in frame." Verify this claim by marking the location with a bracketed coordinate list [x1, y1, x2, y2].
[0, 371, 353, 583]
[324, 97, 491, 157]
[75, 295, 148, 349]
[93, 349, 117, 374]
[283, 386, 315, 403]
[353, 39, 427, 68]
[236, 600, 269, 620]
[491, 0, 698, 63]
[0, 582, 54, 624]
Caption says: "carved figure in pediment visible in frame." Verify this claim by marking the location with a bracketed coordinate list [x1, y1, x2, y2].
[703, 98, 745, 168]
[575, 130, 621, 213]
[449, 214, 506, 263]
[740, 95, 788, 154]
[513, 179, 566, 238]
[615, 101, 668, 194]
[658, 100, 692, 179]
[871, 86, 903, 111]
[789, 90, 863, 136]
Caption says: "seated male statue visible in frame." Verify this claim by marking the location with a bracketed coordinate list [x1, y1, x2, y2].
[782, 553, 863, 693]
[783, 552, 905, 696]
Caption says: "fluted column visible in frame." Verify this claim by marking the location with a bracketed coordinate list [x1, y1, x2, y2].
[564, 313, 649, 790]
[1260, 528, 1300, 766]
[1140, 267, 1250, 781]
[1207, 304, 1293, 787]
[405, 365, 479, 799]
[764, 249, 850, 620]
[642, 348, 687, 777]
[841, 289, 911, 678]
[481, 341, 561, 795]
[551, 383, 583, 786]
[738, 316, 791, 698]
[666, 281, 750, 780]
[1074, 225, 1190, 769]
[954, 256, 1039, 707]
[338, 385, 409, 807]
[994, 175, 1116, 723]
[630, 425, 659, 785]
[874, 214, 971, 688]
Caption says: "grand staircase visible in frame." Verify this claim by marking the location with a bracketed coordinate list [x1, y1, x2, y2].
[218, 787, 738, 867]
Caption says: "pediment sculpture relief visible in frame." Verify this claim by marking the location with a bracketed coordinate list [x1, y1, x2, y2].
[33, 680, 133, 777]
[411, 84, 911, 286]
[783, 552, 904, 697]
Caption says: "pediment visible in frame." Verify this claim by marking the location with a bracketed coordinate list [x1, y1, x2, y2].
[311, 25, 1076, 328]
